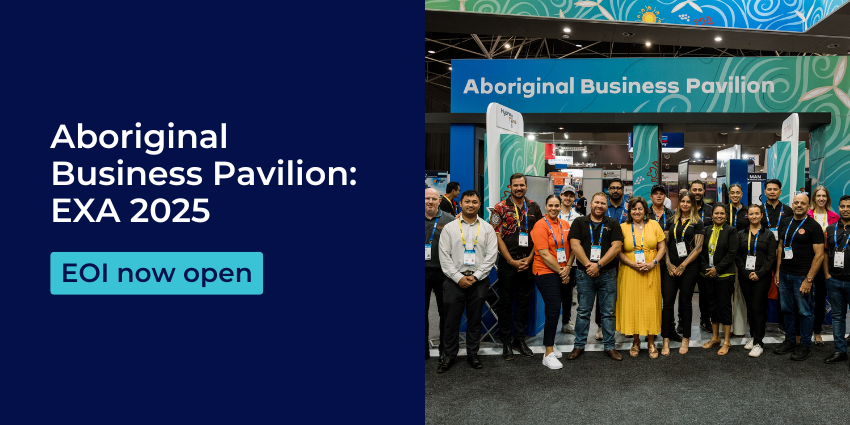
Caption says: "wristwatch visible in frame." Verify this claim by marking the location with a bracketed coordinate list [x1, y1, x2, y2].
[653, 260, 658, 266]
[806, 276, 813, 283]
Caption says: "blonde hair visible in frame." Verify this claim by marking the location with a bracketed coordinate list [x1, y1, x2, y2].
[809, 185, 832, 211]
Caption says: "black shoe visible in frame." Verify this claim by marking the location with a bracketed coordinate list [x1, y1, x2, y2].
[467, 354, 483, 369]
[512, 338, 534, 357]
[668, 332, 683, 343]
[437, 357, 454, 373]
[791, 345, 812, 361]
[773, 340, 797, 355]
[824, 352, 848, 364]
[699, 322, 712, 333]
[439, 351, 446, 364]
[676, 324, 684, 335]
[502, 342, 515, 360]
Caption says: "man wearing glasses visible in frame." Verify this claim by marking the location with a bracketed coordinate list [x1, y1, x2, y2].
[607, 179, 627, 225]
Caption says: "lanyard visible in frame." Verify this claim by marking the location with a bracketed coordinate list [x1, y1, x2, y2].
[427, 211, 442, 243]
[443, 195, 455, 213]
[607, 206, 625, 224]
[458, 217, 481, 250]
[783, 219, 805, 246]
[631, 223, 645, 250]
[653, 209, 666, 230]
[700, 208, 704, 222]
[834, 224, 850, 252]
[544, 217, 565, 252]
[589, 221, 604, 246]
[674, 219, 690, 241]
[514, 200, 528, 232]
[766, 203, 784, 227]
[709, 225, 722, 256]
[748, 228, 760, 255]
[816, 212, 828, 232]
[729, 204, 740, 227]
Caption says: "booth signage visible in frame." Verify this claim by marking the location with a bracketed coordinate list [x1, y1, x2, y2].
[548, 156, 574, 165]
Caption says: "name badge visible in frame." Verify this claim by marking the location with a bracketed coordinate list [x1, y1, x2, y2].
[590, 245, 602, 261]
[518, 232, 529, 247]
[835, 252, 845, 268]
[425, 244, 432, 260]
[770, 228, 778, 240]
[783, 247, 793, 259]
[709, 256, 714, 268]
[745, 255, 756, 270]
[634, 250, 645, 264]
[557, 248, 567, 263]
[463, 249, 476, 266]
[676, 241, 687, 257]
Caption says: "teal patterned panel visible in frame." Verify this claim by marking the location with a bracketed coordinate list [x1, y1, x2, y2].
[483, 134, 545, 218]
[425, 0, 849, 33]
[766, 141, 805, 205]
[631, 124, 659, 201]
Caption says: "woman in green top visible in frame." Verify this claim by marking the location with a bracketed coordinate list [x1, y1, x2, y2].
[700, 203, 739, 355]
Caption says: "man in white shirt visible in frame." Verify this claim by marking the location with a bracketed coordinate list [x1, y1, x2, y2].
[438, 190, 498, 373]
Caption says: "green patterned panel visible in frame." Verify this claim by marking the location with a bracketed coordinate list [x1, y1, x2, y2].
[631, 124, 659, 201]
[766, 141, 805, 205]
[483, 134, 545, 218]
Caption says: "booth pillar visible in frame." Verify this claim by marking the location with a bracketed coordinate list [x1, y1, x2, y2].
[450, 124, 476, 198]
[632, 124, 660, 200]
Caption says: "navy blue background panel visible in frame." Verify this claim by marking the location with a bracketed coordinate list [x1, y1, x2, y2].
[1, 1, 420, 422]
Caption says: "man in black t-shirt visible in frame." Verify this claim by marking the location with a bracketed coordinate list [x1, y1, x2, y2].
[567, 192, 624, 361]
[762, 179, 793, 331]
[822, 195, 850, 366]
[773, 193, 825, 361]
[439, 182, 460, 215]
[576, 191, 587, 216]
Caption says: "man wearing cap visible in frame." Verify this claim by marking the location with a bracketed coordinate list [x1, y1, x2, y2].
[559, 185, 583, 334]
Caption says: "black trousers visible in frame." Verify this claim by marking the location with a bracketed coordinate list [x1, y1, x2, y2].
[662, 263, 699, 338]
[442, 277, 489, 358]
[496, 257, 534, 343]
[560, 267, 577, 324]
[814, 268, 827, 335]
[740, 271, 771, 345]
[535, 273, 563, 346]
[698, 274, 717, 325]
[425, 268, 446, 357]
[707, 275, 735, 326]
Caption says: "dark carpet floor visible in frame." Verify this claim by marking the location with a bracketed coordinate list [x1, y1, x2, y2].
[425, 342, 850, 424]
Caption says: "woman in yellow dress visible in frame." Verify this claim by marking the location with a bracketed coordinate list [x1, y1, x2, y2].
[616, 196, 667, 358]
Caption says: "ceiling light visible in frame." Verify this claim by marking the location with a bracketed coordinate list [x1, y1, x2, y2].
[694, 152, 701, 158]
[645, 41, 651, 47]
[528, 134, 535, 140]
[504, 43, 510, 48]
[563, 28, 571, 33]
[712, 171, 717, 178]
[448, 67, 452, 70]
[735, 127, 740, 130]
[583, 152, 588, 157]
[427, 50, 435, 54]
[559, 127, 564, 130]
[563, 133, 569, 139]
[700, 171, 708, 179]
[715, 37, 722, 42]
[576, 44, 583, 47]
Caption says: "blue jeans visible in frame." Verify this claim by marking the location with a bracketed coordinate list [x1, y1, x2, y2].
[575, 268, 617, 350]
[778, 271, 814, 348]
[825, 277, 850, 354]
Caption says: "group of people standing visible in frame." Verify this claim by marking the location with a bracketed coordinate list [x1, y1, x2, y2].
[425, 174, 850, 373]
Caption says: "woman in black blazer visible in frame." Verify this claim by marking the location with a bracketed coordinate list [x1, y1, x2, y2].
[700, 203, 739, 355]
[734, 204, 777, 358]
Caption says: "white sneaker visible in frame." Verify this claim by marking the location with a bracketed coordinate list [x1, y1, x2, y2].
[553, 345, 563, 358]
[744, 339, 754, 350]
[542, 352, 563, 369]
[595, 328, 603, 341]
[749, 344, 764, 358]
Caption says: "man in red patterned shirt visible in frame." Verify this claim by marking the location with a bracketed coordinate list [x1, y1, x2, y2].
[490, 173, 543, 360]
